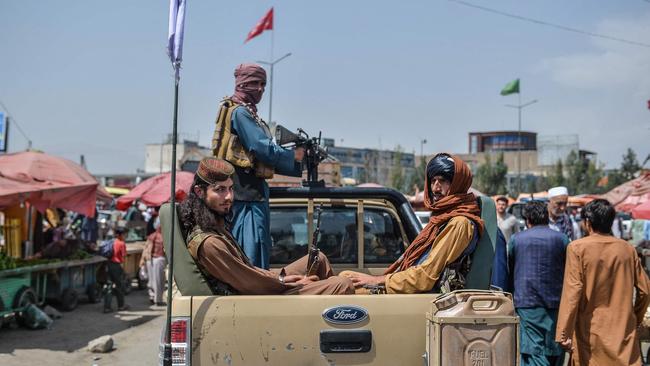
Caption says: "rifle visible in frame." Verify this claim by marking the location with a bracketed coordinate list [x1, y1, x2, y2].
[306, 205, 323, 276]
[275, 125, 329, 187]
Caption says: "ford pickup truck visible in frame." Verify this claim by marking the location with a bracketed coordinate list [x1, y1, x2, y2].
[159, 186, 499, 366]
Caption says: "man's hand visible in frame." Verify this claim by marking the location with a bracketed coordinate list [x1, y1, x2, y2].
[294, 147, 305, 162]
[346, 273, 385, 289]
[282, 274, 319, 287]
[559, 337, 572, 351]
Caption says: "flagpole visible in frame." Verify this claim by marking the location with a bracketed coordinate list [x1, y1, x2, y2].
[504, 81, 538, 195]
[258, 52, 291, 125]
[164, 0, 185, 363]
[163, 67, 180, 366]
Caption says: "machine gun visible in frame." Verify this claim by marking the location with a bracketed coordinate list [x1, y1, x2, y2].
[306, 205, 323, 277]
[275, 125, 329, 188]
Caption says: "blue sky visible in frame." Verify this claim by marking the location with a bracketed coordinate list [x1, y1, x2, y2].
[2, 0, 649, 174]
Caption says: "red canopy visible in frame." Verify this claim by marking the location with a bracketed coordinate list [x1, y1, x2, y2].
[632, 200, 650, 220]
[116, 171, 194, 210]
[0, 151, 100, 217]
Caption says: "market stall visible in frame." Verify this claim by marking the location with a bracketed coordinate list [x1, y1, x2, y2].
[0, 151, 108, 322]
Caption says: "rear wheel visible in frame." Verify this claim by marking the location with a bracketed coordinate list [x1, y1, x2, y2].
[60, 288, 78, 311]
[13, 286, 37, 326]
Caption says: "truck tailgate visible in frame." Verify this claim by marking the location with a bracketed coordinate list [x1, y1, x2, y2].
[189, 294, 438, 366]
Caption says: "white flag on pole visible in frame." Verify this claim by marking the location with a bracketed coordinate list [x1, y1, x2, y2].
[167, 0, 186, 77]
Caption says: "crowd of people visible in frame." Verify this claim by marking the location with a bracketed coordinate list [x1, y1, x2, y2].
[497, 188, 650, 366]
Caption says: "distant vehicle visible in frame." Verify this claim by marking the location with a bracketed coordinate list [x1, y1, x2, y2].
[507, 203, 526, 231]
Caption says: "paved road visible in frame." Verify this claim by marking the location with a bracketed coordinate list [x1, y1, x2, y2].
[0, 288, 165, 366]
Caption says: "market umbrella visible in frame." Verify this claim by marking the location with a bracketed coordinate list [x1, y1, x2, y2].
[632, 200, 650, 220]
[115, 171, 194, 210]
[0, 151, 101, 217]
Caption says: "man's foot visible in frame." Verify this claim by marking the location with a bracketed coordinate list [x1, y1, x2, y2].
[149, 298, 155, 305]
[117, 305, 130, 311]
[103, 308, 113, 313]
[155, 302, 167, 307]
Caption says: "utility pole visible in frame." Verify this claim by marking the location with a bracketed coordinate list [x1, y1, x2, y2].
[257, 52, 291, 124]
[505, 97, 538, 193]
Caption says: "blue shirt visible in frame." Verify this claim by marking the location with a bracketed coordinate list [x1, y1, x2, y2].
[231, 106, 302, 201]
[507, 225, 569, 308]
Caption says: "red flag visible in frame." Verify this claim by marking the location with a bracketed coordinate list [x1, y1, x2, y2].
[245, 8, 273, 43]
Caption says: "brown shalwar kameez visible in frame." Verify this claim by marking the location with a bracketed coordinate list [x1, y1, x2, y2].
[196, 232, 354, 295]
[556, 233, 650, 366]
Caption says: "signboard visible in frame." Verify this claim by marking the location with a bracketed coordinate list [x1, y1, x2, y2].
[0, 112, 6, 152]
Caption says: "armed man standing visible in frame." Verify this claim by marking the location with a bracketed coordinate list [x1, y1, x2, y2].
[212, 63, 304, 269]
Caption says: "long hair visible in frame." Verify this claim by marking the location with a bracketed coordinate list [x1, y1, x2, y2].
[178, 176, 229, 236]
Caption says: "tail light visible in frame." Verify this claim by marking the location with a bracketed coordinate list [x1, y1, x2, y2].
[159, 317, 191, 366]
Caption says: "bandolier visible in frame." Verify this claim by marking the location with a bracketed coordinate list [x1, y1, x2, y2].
[185, 227, 237, 296]
[211, 97, 274, 179]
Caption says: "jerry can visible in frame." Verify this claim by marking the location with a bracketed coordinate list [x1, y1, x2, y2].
[426, 290, 519, 366]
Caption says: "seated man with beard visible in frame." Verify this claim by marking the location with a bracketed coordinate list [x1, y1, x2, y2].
[178, 157, 354, 295]
[341, 153, 484, 294]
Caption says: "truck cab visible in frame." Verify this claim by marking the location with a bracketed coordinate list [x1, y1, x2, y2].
[159, 186, 498, 366]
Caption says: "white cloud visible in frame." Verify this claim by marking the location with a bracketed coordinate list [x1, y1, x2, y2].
[538, 12, 650, 95]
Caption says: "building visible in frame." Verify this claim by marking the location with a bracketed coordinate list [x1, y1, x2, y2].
[144, 137, 211, 174]
[469, 131, 537, 154]
[327, 144, 416, 187]
[457, 131, 596, 192]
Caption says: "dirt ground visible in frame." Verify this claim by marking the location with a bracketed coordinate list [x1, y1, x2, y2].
[0, 287, 165, 366]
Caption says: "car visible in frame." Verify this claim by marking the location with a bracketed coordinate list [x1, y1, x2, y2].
[159, 186, 499, 366]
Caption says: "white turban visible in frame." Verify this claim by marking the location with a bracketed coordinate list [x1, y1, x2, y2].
[548, 186, 569, 198]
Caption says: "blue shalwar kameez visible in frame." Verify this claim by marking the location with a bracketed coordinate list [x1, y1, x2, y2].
[230, 106, 301, 269]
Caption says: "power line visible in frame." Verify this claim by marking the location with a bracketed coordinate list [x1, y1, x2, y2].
[447, 0, 650, 49]
[0, 98, 32, 149]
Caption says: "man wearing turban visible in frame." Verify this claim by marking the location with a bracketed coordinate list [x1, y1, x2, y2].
[341, 153, 484, 294]
[211, 64, 304, 269]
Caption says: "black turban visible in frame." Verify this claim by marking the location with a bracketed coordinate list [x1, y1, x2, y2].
[426, 154, 455, 182]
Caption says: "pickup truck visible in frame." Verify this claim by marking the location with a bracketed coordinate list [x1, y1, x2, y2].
[159, 186, 498, 366]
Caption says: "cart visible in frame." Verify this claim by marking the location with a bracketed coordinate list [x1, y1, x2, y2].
[0, 255, 107, 322]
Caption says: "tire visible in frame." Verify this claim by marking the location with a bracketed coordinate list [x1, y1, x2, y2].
[86, 283, 101, 304]
[60, 288, 78, 311]
[13, 286, 37, 309]
[13, 286, 37, 326]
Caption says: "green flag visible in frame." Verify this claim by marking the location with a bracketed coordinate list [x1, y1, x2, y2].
[500, 79, 520, 96]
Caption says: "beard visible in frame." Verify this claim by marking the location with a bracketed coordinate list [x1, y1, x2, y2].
[179, 191, 231, 236]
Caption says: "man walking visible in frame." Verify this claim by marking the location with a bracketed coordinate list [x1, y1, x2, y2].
[496, 196, 519, 242]
[211, 63, 304, 269]
[103, 227, 129, 313]
[143, 219, 166, 306]
[341, 153, 484, 294]
[547, 186, 579, 240]
[177, 157, 353, 295]
[556, 199, 650, 365]
[508, 200, 568, 366]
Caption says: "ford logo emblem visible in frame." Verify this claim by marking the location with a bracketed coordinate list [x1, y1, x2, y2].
[322, 305, 369, 325]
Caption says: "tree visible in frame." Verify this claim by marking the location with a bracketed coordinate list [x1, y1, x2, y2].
[407, 155, 427, 195]
[547, 159, 565, 188]
[475, 153, 508, 196]
[604, 148, 641, 191]
[620, 148, 641, 181]
[563, 150, 603, 195]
